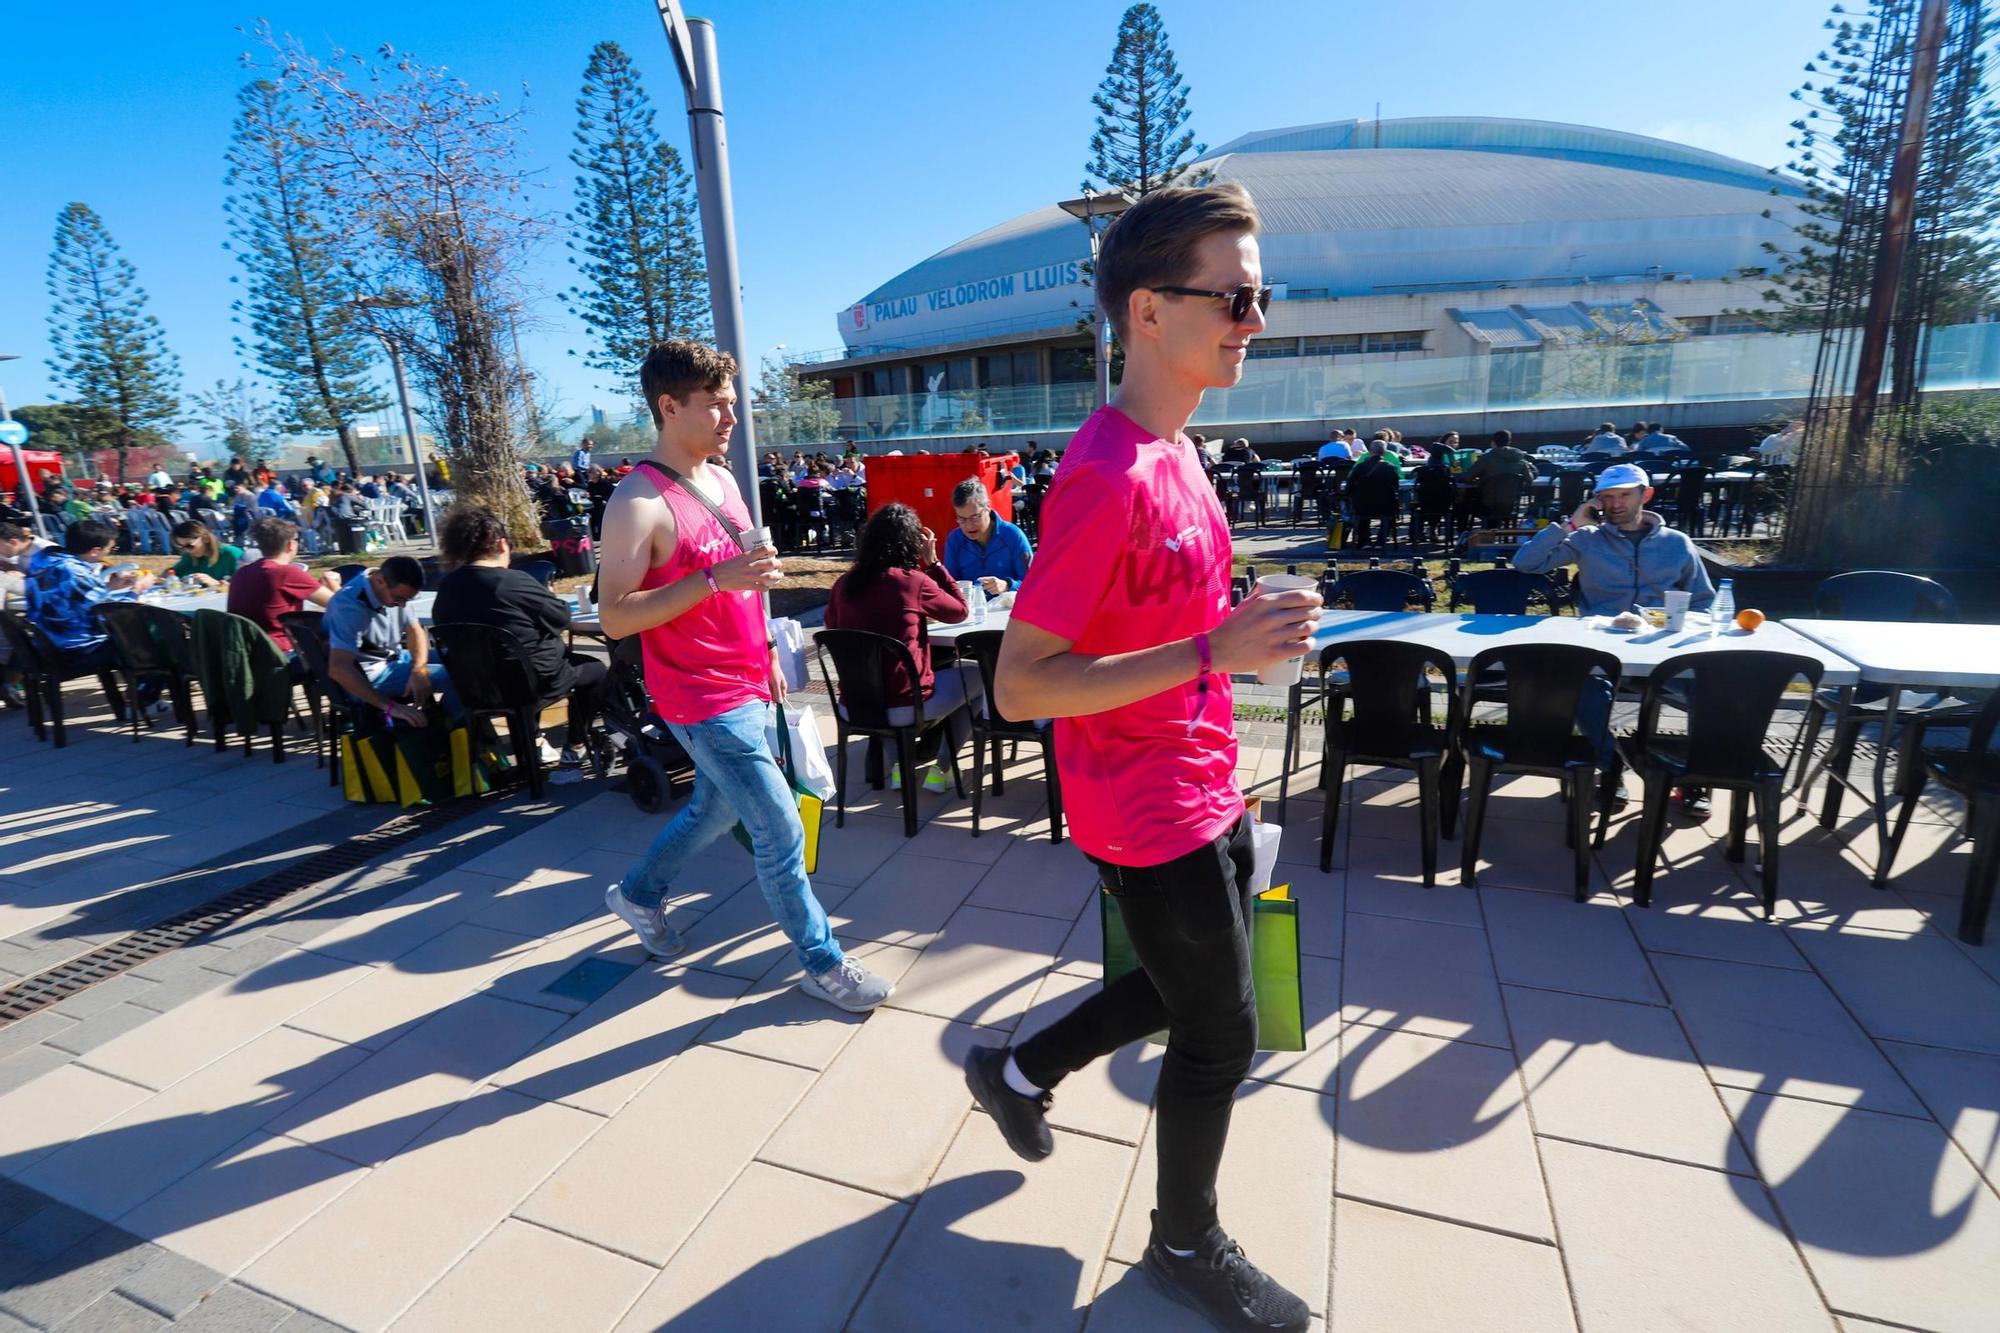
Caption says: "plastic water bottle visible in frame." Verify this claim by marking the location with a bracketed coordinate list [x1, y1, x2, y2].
[1711, 579, 1735, 634]
[969, 581, 988, 625]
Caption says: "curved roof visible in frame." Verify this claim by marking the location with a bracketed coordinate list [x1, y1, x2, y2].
[840, 116, 1804, 353]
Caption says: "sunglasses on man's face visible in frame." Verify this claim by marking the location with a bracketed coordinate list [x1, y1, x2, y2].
[1150, 283, 1273, 323]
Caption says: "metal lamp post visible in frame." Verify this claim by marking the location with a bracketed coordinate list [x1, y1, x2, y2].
[655, 0, 764, 527]
[1057, 188, 1135, 409]
[348, 296, 439, 542]
[0, 355, 50, 540]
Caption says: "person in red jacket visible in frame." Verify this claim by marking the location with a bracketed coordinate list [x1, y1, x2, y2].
[824, 502, 971, 793]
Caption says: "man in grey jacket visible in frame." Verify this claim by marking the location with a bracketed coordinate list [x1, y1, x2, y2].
[1513, 463, 1717, 813]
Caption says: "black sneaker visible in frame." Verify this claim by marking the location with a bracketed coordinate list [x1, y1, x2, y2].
[1143, 1216, 1310, 1332]
[963, 1045, 1053, 1161]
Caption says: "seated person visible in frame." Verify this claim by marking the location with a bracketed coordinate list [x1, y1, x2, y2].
[322, 553, 455, 727]
[1467, 429, 1537, 526]
[256, 479, 297, 518]
[824, 503, 971, 793]
[228, 518, 340, 656]
[1512, 463, 1717, 814]
[431, 504, 606, 776]
[1346, 435, 1405, 547]
[1412, 451, 1456, 544]
[20, 519, 164, 710]
[943, 477, 1033, 595]
[1580, 422, 1631, 458]
[169, 520, 245, 587]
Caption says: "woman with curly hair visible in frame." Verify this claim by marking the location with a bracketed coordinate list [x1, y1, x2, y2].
[824, 502, 971, 793]
[431, 503, 608, 780]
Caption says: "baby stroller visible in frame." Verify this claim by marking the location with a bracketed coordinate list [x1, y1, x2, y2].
[600, 635, 694, 812]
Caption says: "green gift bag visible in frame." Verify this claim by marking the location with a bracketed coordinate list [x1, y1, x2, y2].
[1100, 883, 1306, 1052]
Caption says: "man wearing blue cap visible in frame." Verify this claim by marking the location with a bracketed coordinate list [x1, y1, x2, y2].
[1514, 462, 1717, 813]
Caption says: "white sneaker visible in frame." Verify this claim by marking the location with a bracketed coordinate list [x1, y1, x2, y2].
[922, 767, 954, 794]
[536, 737, 563, 766]
[799, 956, 893, 1012]
[145, 698, 174, 720]
[603, 884, 685, 958]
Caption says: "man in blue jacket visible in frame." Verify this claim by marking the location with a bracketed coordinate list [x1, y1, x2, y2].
[943, 477, 1033, 594]
[1513, 463, 1716, 813]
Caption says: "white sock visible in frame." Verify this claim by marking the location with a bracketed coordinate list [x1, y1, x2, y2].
[1001, 1052, 1043, 1098]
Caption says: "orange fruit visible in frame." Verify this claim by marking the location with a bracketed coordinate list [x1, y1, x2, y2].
[1735, 608, 1766, 631]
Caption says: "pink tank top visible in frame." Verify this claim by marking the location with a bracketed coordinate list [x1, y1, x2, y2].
[634, 463, 770, 725]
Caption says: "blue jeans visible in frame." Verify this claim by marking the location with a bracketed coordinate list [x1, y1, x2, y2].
[368, 650, 459, 717]
[620, 700, 843, 976]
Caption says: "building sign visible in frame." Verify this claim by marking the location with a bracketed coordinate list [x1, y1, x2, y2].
[850, 260, 1085, 331]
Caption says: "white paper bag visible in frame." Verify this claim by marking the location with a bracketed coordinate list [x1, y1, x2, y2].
[1248, 809, 1283, 896]
[767, 702, 837, 801]
[770, 617, 810, 691]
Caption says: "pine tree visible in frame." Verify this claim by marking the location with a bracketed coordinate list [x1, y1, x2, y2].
[1756, 0, 2000, 331]
[565, 39, 710, 386]
[224, 78, 388, 477]
[44, 202, 182, 484]
[1083, 4, 1207, 197]
[189, 378, 283, 465]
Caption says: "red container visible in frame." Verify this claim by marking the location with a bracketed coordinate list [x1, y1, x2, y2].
[863, 452, 1017, 542]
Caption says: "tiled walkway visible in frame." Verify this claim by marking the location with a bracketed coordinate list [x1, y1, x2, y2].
[0, 688, 1996, 1331]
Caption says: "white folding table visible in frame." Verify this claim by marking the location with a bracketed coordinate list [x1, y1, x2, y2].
[1275, 610, 1858, 815]
[1780, 618, 2000, 883]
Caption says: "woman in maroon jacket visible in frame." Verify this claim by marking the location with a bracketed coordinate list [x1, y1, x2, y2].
[825, 502, 971, 793]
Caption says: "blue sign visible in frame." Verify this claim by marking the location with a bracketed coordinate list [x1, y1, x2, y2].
[854, 260, 1085, 330]
[0, 421, 26, 446]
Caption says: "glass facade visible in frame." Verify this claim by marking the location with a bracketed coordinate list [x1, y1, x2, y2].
[767, 323, 2000, 448]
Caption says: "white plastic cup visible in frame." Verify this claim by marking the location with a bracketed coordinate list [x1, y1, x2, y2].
[742, 525, 774, 554]
[575, 583, 593, 615]
[1663, 589, 1691, 631]
[1254, 573, 1320, 687]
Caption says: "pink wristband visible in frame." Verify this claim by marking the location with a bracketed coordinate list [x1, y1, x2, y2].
[1193, 631, 1212, 678]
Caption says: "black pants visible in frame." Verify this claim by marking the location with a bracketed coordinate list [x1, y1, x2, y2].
[1013, 816, 1257, 1249]
[1351, 507, 1397, 547]
[561, 654, 609, 743]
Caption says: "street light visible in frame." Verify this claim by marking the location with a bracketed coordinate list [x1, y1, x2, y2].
[0, 354, 50, 541]
[1057, 188, 1135, 409]
[348, 294, 439, 542]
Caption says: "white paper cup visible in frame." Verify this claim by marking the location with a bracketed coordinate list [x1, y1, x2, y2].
[1663, 589, 1691, 630]
[1254, 573, 1320, 687]
[742, 525, 774, 554]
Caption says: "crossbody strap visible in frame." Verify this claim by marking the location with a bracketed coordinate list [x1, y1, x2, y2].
[638, 459, 745, 548]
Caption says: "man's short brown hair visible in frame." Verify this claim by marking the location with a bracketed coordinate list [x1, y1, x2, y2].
[639, 340, 739, 426]
[1094, 182, 1261, 343]
[250, 517, 299, 558]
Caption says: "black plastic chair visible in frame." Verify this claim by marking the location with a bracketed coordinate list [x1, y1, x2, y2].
[1455, 645, 1622, 898]
[956, 630, 1063, 844]
[0, 610, 126, 748]
[285, 611, 364, 787]
[332, 562, 368, 587]
[1881, 691, 2000, 944]
[431, 622, 549, 797]
[1622, 650, 1824, 916]
[277, 611, 330, 769]
[1322, 569, 1433, 612]
[1795, 571, 1980, 821]
[514, 559, 558, 588]
[1316, 639, 1461, 886]
[94, 602, 198, 745]
[1447, 568, 1560, 615]
[814, 628, 967, 837]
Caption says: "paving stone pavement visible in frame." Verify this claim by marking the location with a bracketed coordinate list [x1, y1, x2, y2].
[1, 681, 1996, 1330]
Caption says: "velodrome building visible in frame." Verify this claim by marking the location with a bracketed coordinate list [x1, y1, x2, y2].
[798, 117, 1814, 445]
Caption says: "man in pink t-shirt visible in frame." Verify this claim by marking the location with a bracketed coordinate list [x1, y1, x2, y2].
[596, 340, 891, 1014]
[970, 185, 1319, 1333]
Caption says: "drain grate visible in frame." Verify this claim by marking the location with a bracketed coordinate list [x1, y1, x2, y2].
[0, 796, 484, 1026]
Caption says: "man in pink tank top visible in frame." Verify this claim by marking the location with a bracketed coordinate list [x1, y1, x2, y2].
[967, 187, 1320, 1332]
[595, 340, 891, 1013]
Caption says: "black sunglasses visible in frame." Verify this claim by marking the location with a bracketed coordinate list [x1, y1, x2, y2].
[1151, 283, 1273, 323]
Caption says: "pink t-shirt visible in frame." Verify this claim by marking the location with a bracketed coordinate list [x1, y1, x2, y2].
[1011, 407, 1241, 867]
[633, 462, 770, 725]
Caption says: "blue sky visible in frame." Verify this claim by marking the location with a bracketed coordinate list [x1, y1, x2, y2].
[2, 0, 1834, 443]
